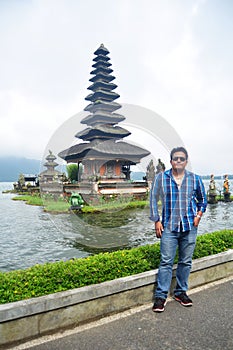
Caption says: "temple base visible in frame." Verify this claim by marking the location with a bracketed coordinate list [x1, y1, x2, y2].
[223, 193, 231, 202]
[63, 180, 149, 205]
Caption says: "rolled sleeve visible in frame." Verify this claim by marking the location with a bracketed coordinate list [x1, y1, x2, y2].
[196, 176, 207, 213]
[149, 174, 161, 222]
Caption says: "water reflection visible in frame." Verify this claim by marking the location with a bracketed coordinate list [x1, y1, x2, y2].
[221, 202, 231, 221]
[210, 203, 218, 218]
[76, 209, 132, 228]
[49, 207, 155, 252]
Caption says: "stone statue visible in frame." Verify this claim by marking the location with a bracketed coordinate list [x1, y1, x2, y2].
[209, 174, 216, 191]
[223, 174, 231, 202]
[207, 174, 218, 204]
[146, 159, 155, 182]
[156, 158, 165, 174]
[69, 192, 84, 209]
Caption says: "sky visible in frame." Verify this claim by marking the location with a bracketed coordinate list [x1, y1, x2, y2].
[1, 0, 233, 175]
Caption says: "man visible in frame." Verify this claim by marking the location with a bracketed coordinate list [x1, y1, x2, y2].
[150, 147, 207, 312]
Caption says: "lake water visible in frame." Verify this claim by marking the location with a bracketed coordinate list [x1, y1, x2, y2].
[1, 181, 232, 272]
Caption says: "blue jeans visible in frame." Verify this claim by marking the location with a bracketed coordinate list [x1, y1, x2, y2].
[155, 226, 198, 300]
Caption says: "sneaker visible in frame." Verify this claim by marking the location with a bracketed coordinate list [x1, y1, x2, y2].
[174, 292, 193, 306]
[152, 297, 167, 312]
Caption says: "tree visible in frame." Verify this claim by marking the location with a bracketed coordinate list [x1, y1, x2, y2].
[18, 173, 25, 190]
[66, 164, 83, 182]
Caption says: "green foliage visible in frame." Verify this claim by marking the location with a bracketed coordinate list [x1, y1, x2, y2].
[12, 194, 70, 213]
[43, 200, 70, 213]
[12, 194, 43, 206]
[82, 200, 149, 213]
[0, 230, 232, 305]
[41, 194, 70, 213]
[12, 193, 149, 213]
[18, 173, 25, 188]
[193, 230, 233, 258]
[66, 164, 83, 182]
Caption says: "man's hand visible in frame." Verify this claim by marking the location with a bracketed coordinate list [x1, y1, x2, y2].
[193, 216, 201, 227]
[194, 211, 202, 227]
[155, 221, 163, 238]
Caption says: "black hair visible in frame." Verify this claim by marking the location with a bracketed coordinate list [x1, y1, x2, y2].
[170, 147, 188, 160]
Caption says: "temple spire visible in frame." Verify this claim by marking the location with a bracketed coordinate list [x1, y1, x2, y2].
[58, 44, 150, 182]
[81, 44, 125, 129]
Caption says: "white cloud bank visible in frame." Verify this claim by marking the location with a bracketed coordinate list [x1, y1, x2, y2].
[0, 0, 232, 175]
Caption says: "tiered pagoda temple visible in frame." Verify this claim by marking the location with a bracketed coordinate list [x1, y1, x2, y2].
[59, 44, 150, 198]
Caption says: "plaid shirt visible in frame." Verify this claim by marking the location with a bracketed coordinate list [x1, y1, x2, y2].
[150, 169, 207, 232]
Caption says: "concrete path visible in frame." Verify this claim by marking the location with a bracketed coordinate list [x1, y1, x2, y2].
[12, 277, 233, 350]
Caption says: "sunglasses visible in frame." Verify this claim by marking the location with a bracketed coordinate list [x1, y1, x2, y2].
[172, 156, 187, 162]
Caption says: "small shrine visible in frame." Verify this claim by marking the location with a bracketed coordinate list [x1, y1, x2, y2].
[59, 44, 150, 200]
[13, 173, 38, 192]
[39, 150, 64, 194]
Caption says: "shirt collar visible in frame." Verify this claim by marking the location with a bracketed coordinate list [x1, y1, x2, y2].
[167, 168, 190, 179]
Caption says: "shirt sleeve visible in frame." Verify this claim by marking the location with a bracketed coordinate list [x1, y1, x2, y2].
[149, 174, 161, 222]
[196, 175, 207, 213]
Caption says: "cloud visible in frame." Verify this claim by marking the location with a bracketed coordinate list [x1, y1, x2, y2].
[0, 0, 232, 175]
[0, 89, 82, 158]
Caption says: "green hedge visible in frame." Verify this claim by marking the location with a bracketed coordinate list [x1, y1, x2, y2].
[0, 230, 232, 304]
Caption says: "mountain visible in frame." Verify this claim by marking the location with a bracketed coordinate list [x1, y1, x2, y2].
[0, 156, 146, 183]
[0, 157, 41, 182]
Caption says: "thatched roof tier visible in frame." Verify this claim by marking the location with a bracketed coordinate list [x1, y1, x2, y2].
[85, 90, 120, 102]
[89, 72, 115, 83]
[58, 139, 150, 164]
[87, 81, 117, 92]
[92, 60, 111, 68]
[84, 101, 121, 113]
[90, 67, 113, 75]
[75, 125, 131, 141]
[93, 54, 110, 62]
[80, 112, 125, 126]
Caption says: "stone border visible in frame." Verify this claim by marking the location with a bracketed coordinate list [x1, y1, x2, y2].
[0, 250, 233, 348]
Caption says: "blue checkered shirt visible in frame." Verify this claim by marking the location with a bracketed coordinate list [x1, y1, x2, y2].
[150, 169, 207, 232]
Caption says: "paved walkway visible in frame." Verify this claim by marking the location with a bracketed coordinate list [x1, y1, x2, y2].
[13, 277, 233, 350]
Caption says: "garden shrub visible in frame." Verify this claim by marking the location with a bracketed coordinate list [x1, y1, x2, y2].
[0, 230, 232, 304]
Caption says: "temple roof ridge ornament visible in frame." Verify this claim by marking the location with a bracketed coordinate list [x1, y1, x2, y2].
[40, 150, 62, 178]
[44, 150, 58, 168]
[94, 43, 110, 56]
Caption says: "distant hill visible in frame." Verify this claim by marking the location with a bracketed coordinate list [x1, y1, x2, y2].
[0, 157, 41, 182]
[2, 158, 231, 183]
[0, 157, 147, 183]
